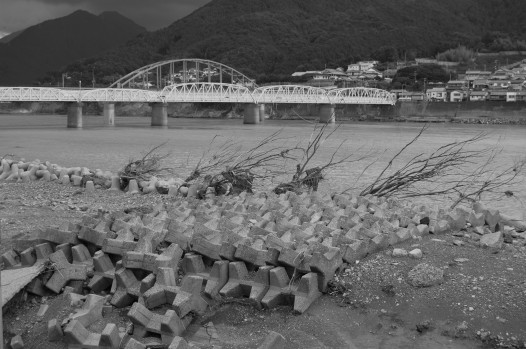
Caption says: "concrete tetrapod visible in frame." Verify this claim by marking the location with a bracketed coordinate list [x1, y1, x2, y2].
[260, 267, 322, 314]
[172, 275, 208, 318]
[182, 253, 229, 299]
[46, 249, 88, 293]
[219, 261, 272, 308]
[110, 268, 142, 308]
[142, 267, 180, 309]
[64, 320, 122, 349]
[88, 251, 116, 293]
[127, 302, 186, 345]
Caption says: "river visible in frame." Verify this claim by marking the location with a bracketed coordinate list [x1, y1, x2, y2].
[0, 114, 525, 218]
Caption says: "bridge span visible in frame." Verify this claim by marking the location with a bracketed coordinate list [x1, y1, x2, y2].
[0, 59, 396, 128]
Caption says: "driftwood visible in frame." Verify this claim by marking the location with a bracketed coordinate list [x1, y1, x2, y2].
[360, 125, 526, 208]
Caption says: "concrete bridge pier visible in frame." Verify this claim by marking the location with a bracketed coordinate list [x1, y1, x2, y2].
[319, 104, 335, 124]
[151, 103, 168, 127]
[67, 102, 83, 128]
[103, 103, 115, 126]
[258, 104, 265, 123]
[243, 103, 260, 124]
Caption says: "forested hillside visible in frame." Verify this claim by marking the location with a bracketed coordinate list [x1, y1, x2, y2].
[0, 10, 146, 86]
[45, 0, 526, 85]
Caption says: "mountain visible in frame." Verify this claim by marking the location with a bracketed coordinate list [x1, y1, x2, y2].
[0, 10, 146, 86]
[49, 0, 526, 84]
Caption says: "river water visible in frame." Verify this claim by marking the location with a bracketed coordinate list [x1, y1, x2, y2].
[1, 114, 525, 218]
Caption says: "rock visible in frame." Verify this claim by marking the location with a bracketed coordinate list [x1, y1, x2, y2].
[407, 263, 443, 287]
[479, 232, 503, 250]
[416, 320, 431, 333]
[392, 248, 408, 257]
[409, 249, 423, 259]
[456, 321, 468, 332]
[453, 240, 463, 246]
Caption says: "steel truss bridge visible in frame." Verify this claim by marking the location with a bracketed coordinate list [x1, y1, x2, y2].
[0, 59, 396, 105]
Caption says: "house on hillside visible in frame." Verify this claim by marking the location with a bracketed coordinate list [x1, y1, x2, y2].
[347, 61, 378, 73]
[488, 91, 507, 101]
[426, 87, 447, 101]
[491, 69, 512, 80]
[487, 80, 510, 90]
[464, 70, 492, 87]
[469, 91, 488, 101]
[472, 79, 489, 90]
[313, 69, 348, 81]
[398, 91, 425, 101]
[450, 90, 464, 102]
[415, 58, 437, 65]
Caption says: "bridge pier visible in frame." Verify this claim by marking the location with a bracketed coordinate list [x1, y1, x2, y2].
[67, 103, 83, 128]
[243, 103, 260, 124]
[103, 103, 115, 126]
[258, 104, 266, 123]
[151, 103, 168, 127]
[319, 104, 335, 124]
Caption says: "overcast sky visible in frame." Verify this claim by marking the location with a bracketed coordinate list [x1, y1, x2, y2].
[0, 0, 211, 34]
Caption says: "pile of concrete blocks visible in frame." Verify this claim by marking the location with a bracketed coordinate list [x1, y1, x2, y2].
[3, 186, 526, 348]
[0, 157, 187, 194]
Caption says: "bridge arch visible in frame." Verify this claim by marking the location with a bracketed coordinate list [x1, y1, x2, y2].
[327, 87, 396, 105]
[252, 85, 330, 104]
[160, 83, 254, 103]
[110, 59, 257, 90]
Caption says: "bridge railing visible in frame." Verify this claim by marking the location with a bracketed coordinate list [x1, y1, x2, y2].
[160, 83, 255, 103]
[252, 85, 331, 104]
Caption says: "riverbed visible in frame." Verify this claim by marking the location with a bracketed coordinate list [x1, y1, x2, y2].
[1, 114, 525, 218]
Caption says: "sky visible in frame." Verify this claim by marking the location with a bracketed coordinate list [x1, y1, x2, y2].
[0, 0, 211, 35]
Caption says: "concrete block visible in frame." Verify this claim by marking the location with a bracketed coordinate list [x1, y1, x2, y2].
[261, 267, 290, 309]
[127, 303, 185, 344]
[1, 249, 20, 268]
[125, 338, 146, 349]
[69, 294, 105, 327]
[102, 237, 138, 256]
[46, 250, 88, 293]
[111, 268, 141, 308]
[35, 242, 54, 260]
[64, 319, 121, 349]
[48, 318, 64, 341]
[168, 336, 189, 349]
[172, 275, 208, 317]
[342, 240, 368, 263]
[78, 225, 114, 248]
[219, 262, 270, 306]
[234, 243, 279, 267]
[20, 247, 37, 266]
[39, 227, 79, 245]
[485, 209, 501, 232]
[88, 251, 116, 293]
[10, 335, 24, 349]
[309, 247, 342, 292]
[143, 267, 180, 309]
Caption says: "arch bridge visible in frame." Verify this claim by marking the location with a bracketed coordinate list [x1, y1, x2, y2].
[0, 59, 396, 127]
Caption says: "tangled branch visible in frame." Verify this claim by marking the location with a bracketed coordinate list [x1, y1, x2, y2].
[360, 125, 525, 208]
[119, 142, 173, 189]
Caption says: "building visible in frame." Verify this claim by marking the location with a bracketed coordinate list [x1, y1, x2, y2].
[488, 91, 507, 101]
[450, 90, 464, 102]
[398, 91, 425, 101]
[426, 87, 447, 101]
[313, 69, 348, 81]
[469, 91, 488, 101]
[347, 61, 379, 72]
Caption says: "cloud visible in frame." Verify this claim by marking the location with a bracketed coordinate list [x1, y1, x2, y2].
[0, 0, 211, 33]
